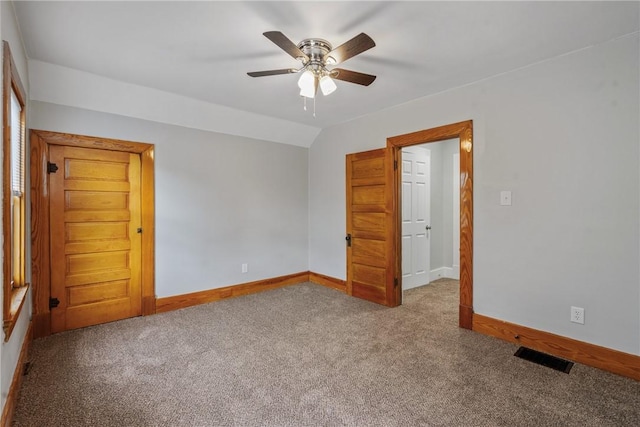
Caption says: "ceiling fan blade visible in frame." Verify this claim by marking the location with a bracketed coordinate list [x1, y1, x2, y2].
[332, 68, 377, 86]
[324, 33, 375, 64]
[247, 69, 297, 77]
[263, 31, 308, 61]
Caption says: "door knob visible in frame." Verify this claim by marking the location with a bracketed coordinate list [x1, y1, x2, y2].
[425, 225, 432, 230]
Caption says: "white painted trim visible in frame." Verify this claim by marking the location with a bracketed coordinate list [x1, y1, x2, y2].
[28, 60, 321, 148]
[452, 264, 460, 280]
[430, 266, 456, 282]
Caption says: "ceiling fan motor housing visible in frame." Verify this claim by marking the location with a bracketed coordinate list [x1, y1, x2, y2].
[298, 39, 334, 73]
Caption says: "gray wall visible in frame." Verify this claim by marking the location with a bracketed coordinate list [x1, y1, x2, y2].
[427, 143, 444, 270]
[440, 138, 459, 269]
[30, 102, 309, 298]
[425, 138, 459, 274]
[309, 34, 640, 355]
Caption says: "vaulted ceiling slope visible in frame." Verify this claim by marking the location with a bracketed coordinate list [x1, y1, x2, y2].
[14, 1, 640, 147]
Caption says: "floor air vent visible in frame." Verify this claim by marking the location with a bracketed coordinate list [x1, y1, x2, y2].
[514, 347, 574, 373]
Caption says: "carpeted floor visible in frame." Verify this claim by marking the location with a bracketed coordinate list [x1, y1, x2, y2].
[13, 279, 640, 426]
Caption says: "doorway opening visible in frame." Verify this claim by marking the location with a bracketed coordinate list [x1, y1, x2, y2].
[388, 120, 473, 329]
[401, 138, 460, 293]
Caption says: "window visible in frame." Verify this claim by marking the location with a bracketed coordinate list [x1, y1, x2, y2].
[3, 41, 28, 341]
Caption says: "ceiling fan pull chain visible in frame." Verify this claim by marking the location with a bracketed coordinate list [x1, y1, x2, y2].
[303, 96, 307, 111]
[313, 96, 316, 118]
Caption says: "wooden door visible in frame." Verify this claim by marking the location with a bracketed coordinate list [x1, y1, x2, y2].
[346, 147, 399, 307]
[401, 146, 431, 290]
[49, 145, 142, 332]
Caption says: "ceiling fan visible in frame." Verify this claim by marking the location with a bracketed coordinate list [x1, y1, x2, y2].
[247, 31, 376, 100]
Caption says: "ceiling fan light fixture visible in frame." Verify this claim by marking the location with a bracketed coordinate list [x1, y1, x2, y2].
[319, 75, 337, 96]
[299, 86, 316, 99]
[298, 69, 316, 98]
[297, 69, 314, 89]
[248, 31, 376, 113]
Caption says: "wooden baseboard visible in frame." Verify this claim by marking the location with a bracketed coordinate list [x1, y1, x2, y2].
[459, 304, 473, 330]
[156, 271, 310, 313]
[1, 321, 33, 427]
[142, 296, 156, 315]
[472, 313, 640, 381]
[32, 312, 50, 339]
[309, 272, 346, 293]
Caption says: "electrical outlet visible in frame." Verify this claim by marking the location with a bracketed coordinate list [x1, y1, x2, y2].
[241, 263, 248, 273]
[570, 306, 584, 324]
[500, 190, 512, 206]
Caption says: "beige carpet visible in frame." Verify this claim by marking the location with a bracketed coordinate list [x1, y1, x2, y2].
[13, 279, 640, 426]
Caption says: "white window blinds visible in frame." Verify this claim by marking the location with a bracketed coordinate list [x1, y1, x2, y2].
[10, 89, 24, 196]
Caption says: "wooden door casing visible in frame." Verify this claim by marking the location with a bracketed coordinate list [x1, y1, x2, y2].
[388, 120, 473, 329]
[31, 130, 155, 338]
[346, 147, 399, 307]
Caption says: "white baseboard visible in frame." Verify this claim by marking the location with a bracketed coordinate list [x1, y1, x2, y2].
[452, 264, 460, 280]
[430, 267, 457, 281]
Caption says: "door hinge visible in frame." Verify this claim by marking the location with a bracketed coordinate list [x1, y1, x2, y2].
[394, 278, 399, 287]
[49, 297, 60, 309]
[394, 160, 398, 170]
[47, 162, 59, 174]
[345, 233, 352, 247]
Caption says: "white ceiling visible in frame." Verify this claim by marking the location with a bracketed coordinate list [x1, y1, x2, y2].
[13, 1, 640, 130]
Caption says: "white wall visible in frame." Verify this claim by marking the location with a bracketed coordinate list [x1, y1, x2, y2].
[427, 143, 444, 271]
[1, 0, 31, 413]
[309, 34, 640, 355]
[28, 60, 321, 148]
[424, 138, 459, 277]
[440, 138, 459, 271]
[30, 102, 309, 298]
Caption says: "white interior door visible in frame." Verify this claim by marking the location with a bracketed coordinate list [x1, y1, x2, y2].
[401, 146, 431, 290]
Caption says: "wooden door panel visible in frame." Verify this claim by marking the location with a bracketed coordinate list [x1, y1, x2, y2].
[352, 239, 385, 260]
[352, 186, 385, 205]
[65, 240, 131, 254]
[352, 264, 387, 304]
[66, 191, 129, 210]
[67, 251, 129, 274]
[351, 157, 385, 178]
[67, 280, 129, 306]
[50, 145, 142, 332]
[64, 269, 131, 287]
[64, 298, 133, 331]
[62, 146, 131, 163]
[346, 148, 399, 307]
[352, 212, 385, 230]
[66, 222, 129, 242]
[65, 210, 130, 222]
[64, 180, 130, 192]
[65, 159, 129, 182]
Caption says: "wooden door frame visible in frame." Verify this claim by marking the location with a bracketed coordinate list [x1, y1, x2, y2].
[387, 120, 473, 329]
[30, 130, 155, 338]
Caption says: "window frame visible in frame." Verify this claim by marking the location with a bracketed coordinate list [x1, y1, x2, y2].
[3, 40, 28, 341]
